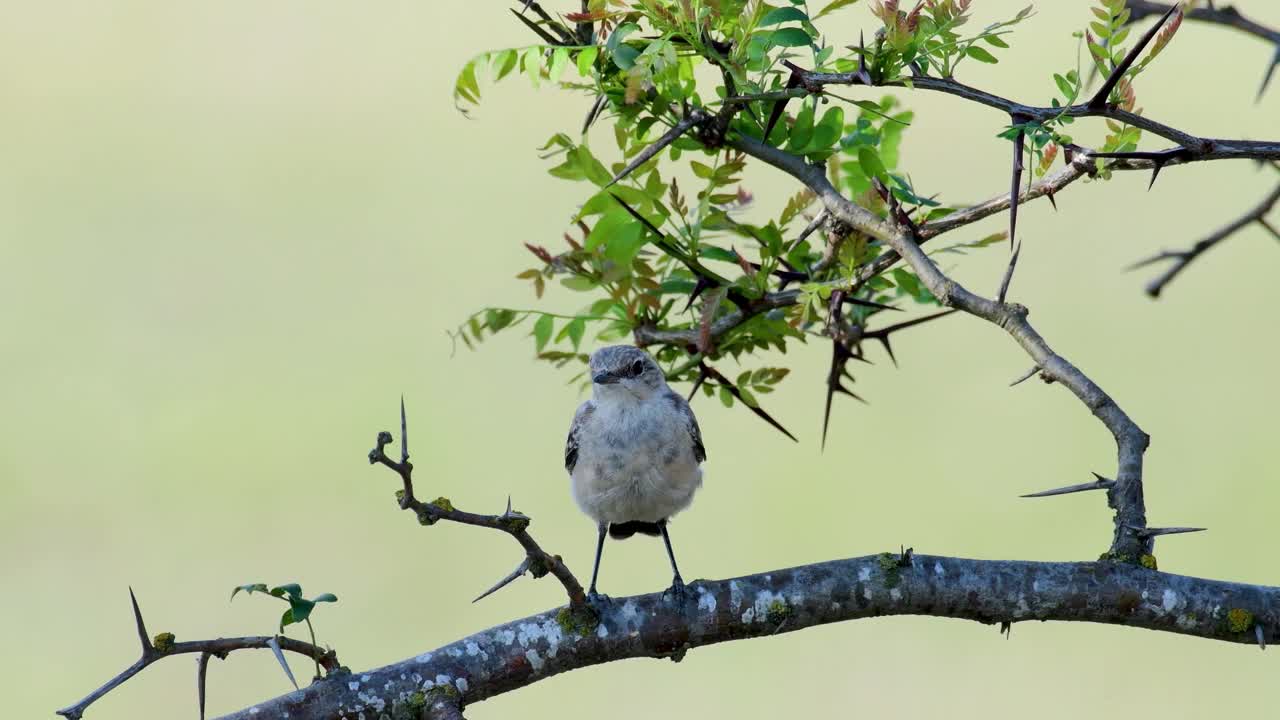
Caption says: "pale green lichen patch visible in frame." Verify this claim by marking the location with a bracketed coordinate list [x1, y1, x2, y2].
[556, 606, 599, 637]
[1139, 554, 1158, 570]
[152, 632, 175, 652]
[430, 496, 455, 513]
[878, 553, 903, 589]
[1226, 608, 1254, 633]
[765, 598, 790, 625]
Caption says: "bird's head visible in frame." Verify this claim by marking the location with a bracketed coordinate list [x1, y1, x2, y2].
[588, 345, 665, 401]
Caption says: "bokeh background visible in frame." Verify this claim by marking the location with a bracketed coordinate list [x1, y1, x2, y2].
[3, 2, 1278, 718]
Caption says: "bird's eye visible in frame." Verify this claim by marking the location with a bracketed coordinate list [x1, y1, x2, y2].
[629, 359, 645, 377]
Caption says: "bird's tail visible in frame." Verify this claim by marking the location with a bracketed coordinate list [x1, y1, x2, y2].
[609, 521, 662, 539]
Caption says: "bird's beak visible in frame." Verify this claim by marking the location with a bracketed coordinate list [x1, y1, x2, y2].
[592, 372, 618, 385]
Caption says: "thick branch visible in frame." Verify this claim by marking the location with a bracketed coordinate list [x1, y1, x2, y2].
[729, 134, 1158, 558]
[217, 554, 1280, 720]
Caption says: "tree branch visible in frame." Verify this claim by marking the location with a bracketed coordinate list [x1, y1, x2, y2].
[1128, 181, 1280, 297]
[216, 554, 1280, 720]
[58, 588, 338, 720]
[368, 399, 589, 607]
[727, 133, 1165, 559]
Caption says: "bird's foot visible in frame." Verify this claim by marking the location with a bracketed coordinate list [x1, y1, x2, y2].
[586, 590, 612, 612]
[662, 576, 687, 604]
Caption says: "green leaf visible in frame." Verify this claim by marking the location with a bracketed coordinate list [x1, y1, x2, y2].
[814, 0, 862, 20]
[807, 106, 845, 152]
[547, 46, 570, 81]
[312, 593, 338, 603]
[230, 583, 268, 600]
[533, 314, 554, 352]
[561, 276, 597, 292]
[965, 46, 999, 64]
[280, 607, 296, 630]
[762, 27, 813, 49]
[857, 147, 888, 182]
[759, 7, 808, 26]
[558, 317, 587, 350]
[786, 101, 815, 152]
[271, 584, 303, 600]
[287, 598, 317, 625]
[576, 46, 599, 76]
[718, 385, 734, 407]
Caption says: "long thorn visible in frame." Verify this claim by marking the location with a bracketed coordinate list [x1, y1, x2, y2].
[1088, 4, 1180, 110]
[197, 652, 212, 720]
[1021, 477, 1114, 498]
[606, 113, 702, 188]
[473, 557, 533, 603]
[266, 637, 299, 690]
[1137, 526, 1207, 538]
[997, 240, 1022, 304]
[129, 587, 151, 657]
[1009, 365, 1040, 387]
[1009, 125, 1025, 249]
[400, 395, 409, 465]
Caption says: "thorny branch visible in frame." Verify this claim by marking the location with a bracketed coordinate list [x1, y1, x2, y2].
[1124, 1, 1280, 99]
[729, 132, 1165, 560]
[57, 589, 339, 720]
[216, 554, 1280, 720]
[1128, 180, 1280, 297]
[368, 397, 589, 607]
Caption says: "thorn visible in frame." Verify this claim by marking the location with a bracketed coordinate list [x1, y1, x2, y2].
[609, 192, 666, 238]
[1136, 526, 1207, 538]
[1045, 189, 1058, 211]
[762, 72, 802, 143]
[1000, 620, 1012, 639]
[583, 94, 606, 135]
[1088, 3, 1180, 110]
[1147, 160, 1164, 191]
[129, 587, 151, 657]
[197, 652, 212, 720]
[266, 637, 299, 691]
[505, 495, 513, 517]
[787, 210, 827, 253]
[864, 310, 959, 367]
[681, 276, 713, 314]
[1008, 365, 1040, 387]
[1259, 218, 1280, 243]
[1009, 124, 1025, 249]
[997, 240, 1022, 304]
[400, 395, 409, 465]
[843, 296, 902, 312]
[1257, 624, 1267, 651]
[473, 557, 533, 603]
[606, 113, 703, 188]
[1020, 476, 1114, 498]
[1258, 44, 1280, 102]
[508, 7, 562, 45]
[703, 362, 798, 442]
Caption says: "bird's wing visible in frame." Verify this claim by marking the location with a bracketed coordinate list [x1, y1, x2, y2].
[564, 400, 596, 474]
[665, 390, 706, 463]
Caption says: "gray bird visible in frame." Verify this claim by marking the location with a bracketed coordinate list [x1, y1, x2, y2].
[565, 345, 706, 601]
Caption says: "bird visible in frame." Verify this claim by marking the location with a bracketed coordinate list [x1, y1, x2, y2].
[564, 345, 706, 602]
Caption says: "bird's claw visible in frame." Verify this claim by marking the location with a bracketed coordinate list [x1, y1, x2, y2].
[663, 577, 687, 604]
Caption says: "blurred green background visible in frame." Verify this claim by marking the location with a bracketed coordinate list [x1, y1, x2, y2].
[3, 2, 1278, 718]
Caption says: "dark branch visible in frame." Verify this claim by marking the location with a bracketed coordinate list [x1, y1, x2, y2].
[217, 554, 1280, 720]
[58, 589, 337, 720]
[369, 401, 588, 606]
[1128, 182, 1280, 297]
[729, 132, 1156, 559]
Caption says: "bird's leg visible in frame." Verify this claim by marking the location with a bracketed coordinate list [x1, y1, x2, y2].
[659, 520, 686, 602]
[587, 522, 610, 605]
